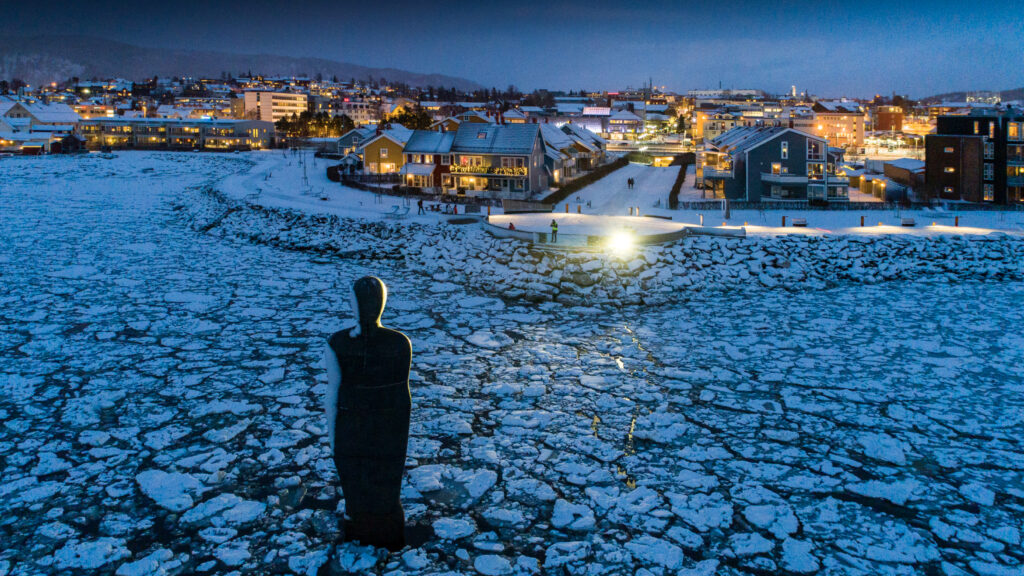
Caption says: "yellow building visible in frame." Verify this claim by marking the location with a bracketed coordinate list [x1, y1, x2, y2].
[811, 101, 866, 148]
[359, 128, 412, 174]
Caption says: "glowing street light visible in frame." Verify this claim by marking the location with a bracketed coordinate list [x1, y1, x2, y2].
[606, 230, 635, 256]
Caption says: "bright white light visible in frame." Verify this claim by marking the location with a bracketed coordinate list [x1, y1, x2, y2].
[606, 230, 635, 256]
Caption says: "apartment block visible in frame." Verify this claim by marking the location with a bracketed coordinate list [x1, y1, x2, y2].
[242, 91, 309, 122]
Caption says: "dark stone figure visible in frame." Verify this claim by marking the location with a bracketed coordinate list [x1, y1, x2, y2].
[324, 276, 412, 551]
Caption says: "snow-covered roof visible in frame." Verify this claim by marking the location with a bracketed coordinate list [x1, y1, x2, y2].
[884, 158, 925, 172]
[452, 123, 539, 155]
[708, 126, 821, 157]
[21, 102, 82, 124]
[561, 123, 606, 148]
[556, 103, 584, 115]
[503, 109, 526, 119]
[813, 100, 863, 114]
[539, 123, 574, 151]
[610, 110, 643, 122]
[404, 130, 455, 154]
[400, 163, 435, 176]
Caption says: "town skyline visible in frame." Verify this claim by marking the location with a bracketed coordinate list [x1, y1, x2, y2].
[3, 0, 1023, 97]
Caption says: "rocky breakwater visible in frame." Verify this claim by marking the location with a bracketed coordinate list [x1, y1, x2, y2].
[180, 188, 1024, 306]
[457, 234, 1024, 305]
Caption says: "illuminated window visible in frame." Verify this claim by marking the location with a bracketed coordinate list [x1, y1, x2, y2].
[944, 167, 956, 173]
[780, 141, 788, 159]
[973, 121, 979, 135]
[379, 147, 388, 158]
[984, 184, 994, 201]
[1010, 123, 1021, 141]
[944, 146, 955, 153]
[944, 186, 955, 195]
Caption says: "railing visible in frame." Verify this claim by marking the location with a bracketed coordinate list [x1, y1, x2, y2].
[827, 176, 850, 185]
[761, 172, 808, 184]
[702, 167, 732, 179]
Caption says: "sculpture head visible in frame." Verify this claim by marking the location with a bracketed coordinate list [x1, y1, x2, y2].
[349, 276, 387, 337]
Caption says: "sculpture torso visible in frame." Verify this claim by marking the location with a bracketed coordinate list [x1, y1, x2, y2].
[328, 328, 412, 459]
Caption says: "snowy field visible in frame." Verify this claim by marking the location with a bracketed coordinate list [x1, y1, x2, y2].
[2, 152, 1024, 576]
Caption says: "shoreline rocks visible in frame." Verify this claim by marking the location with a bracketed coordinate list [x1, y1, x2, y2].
[177, 187, 1024, 306]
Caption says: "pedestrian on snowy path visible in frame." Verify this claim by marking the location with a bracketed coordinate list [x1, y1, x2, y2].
[417, 199, 424, 215]
[550, 219, 558, 243]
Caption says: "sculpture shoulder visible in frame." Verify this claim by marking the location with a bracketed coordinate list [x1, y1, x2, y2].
[377, 327, 412, 354]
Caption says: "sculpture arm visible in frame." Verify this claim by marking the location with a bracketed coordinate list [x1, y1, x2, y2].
[322, 344, 341, 453]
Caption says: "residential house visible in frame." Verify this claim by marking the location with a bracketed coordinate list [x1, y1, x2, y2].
[700, 126, 849, 202]
[607, 109, 643, 140]
[456, 110, 493, 124]
[400, 130, 455, 190]
[502, 109, 527, 124]
[925, 108, 1024, 203]
[560, 123, 607, 171]
[359, 125, 413, 174]
[336, 125, 378, 155]
[539, 123, 579, 187]
[430, 117, 462, 132]
[447, 123, 548, 198]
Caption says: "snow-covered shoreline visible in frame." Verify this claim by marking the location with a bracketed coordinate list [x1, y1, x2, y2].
[180, 184, 1024, 306]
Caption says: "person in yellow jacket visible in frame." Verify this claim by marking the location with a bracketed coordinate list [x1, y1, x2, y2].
[550, 219, 558, 243]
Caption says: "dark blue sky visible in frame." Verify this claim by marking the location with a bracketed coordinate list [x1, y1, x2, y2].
[5, 0, 1023, 97]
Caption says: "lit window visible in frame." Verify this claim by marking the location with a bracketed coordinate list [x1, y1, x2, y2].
[944, 167, 955, 173]
[973, 121, 979, 135]
[380, 147, 388, 158]
[944, 186, 955, 195]
[984, 184, 994, 201]
[944, 147, 955, 153]
[780, 141, 788, 159]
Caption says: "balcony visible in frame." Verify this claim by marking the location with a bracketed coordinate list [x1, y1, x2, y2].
[1008, 156, 1024, 166]
[827, 176, 850, 185]
[762, 172, 808, 184]
[702, 167, 732, 179]
[1009, 176, 1024, 186]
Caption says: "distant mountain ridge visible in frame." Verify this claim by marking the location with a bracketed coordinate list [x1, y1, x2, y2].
[920, 87, 1024, 103]
[0, 35, 482, 91]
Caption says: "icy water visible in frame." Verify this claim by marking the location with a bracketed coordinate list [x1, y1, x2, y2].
[2, 153, 1023, 576]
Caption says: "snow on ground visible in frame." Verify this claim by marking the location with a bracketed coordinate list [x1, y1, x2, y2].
[217, 150, 468, 223]
[2, 152, 1024, 576]
[569, 162, 681, 215]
